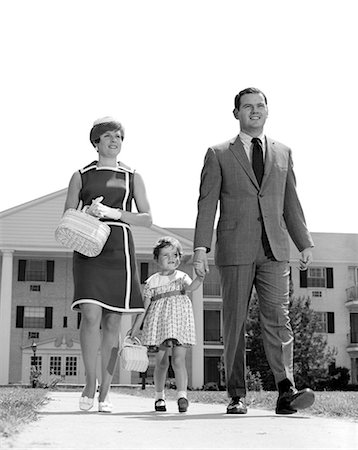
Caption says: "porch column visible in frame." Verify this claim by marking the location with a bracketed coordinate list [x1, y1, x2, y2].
[0, 250, 14, 384]
[191, 278, 204, 389]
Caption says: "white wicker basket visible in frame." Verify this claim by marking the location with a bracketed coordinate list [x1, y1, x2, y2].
[120, 336, 149, 373]
[55, 208, 111, 257]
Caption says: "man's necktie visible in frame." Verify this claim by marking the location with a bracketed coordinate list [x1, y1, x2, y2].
[251, 137, 264, 186]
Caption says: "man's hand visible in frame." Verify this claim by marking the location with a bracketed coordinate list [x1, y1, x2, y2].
[193, 249, 209, 277]
[299, 247, 313, 271]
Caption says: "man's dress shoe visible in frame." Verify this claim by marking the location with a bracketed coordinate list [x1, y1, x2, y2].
[276, 387, 315, 415]
[226, 397, 248, 414]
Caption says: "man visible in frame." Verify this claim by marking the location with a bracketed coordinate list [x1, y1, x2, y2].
[193, 87, 315, 415]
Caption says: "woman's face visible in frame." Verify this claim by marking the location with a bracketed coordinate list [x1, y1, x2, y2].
[96, 129, 122, 157]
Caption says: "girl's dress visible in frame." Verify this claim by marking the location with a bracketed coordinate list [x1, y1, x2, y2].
[141, 270, 196, 347]
[71, 161, 144, 313]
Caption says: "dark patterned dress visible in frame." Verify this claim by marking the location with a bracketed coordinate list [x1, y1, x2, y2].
[71, 161, 144, 313]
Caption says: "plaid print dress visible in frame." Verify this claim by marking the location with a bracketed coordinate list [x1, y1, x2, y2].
[141, 271, 196, 347]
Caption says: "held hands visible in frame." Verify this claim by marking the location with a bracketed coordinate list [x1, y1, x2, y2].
[86, 196, 122, 220]
[299, 247, 313, 271]
[193, 249, 209, 277]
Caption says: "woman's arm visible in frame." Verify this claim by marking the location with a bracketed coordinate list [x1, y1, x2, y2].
[63, 171, 82, 212]
[89, 172, 152, 227]
[122, 171, 152, 227]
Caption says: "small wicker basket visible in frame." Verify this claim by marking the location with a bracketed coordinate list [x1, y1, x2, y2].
[55, 208, 111, 257]
[120, 336, 149, 373]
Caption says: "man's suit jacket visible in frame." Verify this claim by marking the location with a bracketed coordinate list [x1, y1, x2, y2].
[194, 135, 314, 265]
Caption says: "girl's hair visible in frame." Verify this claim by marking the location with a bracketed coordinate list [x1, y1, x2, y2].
[89, 117, 125, 147]
[153, 236, 183, 260]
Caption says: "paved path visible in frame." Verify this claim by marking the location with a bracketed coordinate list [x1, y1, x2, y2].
[3, 391, 358, 449]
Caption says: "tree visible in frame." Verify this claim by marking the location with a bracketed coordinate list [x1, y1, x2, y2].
[246, 294, 336, 390]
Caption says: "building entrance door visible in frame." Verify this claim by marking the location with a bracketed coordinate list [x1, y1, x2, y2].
[49, 355, 79, 383]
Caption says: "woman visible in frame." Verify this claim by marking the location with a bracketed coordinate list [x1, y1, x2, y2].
[64, 117, 152, 412]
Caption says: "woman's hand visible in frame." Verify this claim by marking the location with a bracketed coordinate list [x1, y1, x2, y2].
[86, 196, 122, 220]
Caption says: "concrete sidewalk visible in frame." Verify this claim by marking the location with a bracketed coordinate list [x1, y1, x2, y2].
[3, 391, 358, 449]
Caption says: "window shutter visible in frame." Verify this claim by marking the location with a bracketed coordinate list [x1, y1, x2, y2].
[16, 306, 24, 328]
[327, 312, 335, 333]
[18, 260, 26, 281]
[326, 268, 334, 288]
[45, 307, 53, 328]
[77, 312, 82, 329]
[299, 269, 308, 288]
[140, 262, 149, 284]
[46, 260, 54, 282]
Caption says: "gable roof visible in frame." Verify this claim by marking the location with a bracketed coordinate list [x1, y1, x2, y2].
[0, 189, 193, 255]
[1, 190, 358, 263]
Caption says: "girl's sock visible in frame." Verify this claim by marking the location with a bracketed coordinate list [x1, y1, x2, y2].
[155, 391, 165, 401]
[177, 390, 187, 400]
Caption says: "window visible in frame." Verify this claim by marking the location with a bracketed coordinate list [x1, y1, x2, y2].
[66, 357, 77, 376]
[348, 266, 358, 285]
[203, 266, 221, 297]
[77, 312, 81, 329]
[350, 313, 358, 344]
[204, 309, 222, 343]
[140, 263, 149, 284]
[63, 316, 68, 328]
[28, 332, 39, 339]
[24, 307, 45, 328]
[300, 267, 334, 288]
[312, 291, 322, 298]
[16, 306, 53, 328]
[50, 356, 62, 376]
[315, 311, 335, 333]
[18, 260, 54, 282]
[31, 356, 42, 371]
[30, 285, 41, 292]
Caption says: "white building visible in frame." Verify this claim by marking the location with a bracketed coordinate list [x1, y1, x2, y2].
[0, 190, 357, 387]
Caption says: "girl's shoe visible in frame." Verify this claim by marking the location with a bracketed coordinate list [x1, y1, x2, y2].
[79, 395, 94, 411]
[98, 397, 113, 413]
[154, 399, 167, 412]
[178, 397, 188, 413]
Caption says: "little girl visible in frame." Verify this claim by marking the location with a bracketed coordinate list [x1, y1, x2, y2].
[131, 236, 204, 413]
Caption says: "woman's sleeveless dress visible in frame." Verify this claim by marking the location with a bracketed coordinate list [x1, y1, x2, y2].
[141, 271, 196, 347]
[71, 161, 144, 313]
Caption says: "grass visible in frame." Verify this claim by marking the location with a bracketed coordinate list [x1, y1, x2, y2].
[113, 385, 358, 421]
[0, 387, 48, 439]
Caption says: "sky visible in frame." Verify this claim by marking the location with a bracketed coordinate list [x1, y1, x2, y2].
[1, 0, 357, 233]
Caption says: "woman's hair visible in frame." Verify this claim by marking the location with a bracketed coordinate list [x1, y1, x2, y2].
[153, 236, 183, 260]
[89, 117, 125, 147]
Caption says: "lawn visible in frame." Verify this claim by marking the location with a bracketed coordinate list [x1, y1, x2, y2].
[0, 387, 48, 440]
[0, 386, 357, 441]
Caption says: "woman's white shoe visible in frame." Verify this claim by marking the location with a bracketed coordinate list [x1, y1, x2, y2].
[79, 395, 94, 411]
[98, 397, 113, 413]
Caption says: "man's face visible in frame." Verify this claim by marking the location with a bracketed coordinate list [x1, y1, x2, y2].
[235, 93, 268, 135]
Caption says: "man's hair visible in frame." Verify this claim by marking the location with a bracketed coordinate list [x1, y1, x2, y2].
[153, 236, 183, 260]
[234, 87, 268, 110]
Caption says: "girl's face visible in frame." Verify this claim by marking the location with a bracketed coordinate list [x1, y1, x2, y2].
[157, 245, 181, 274]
